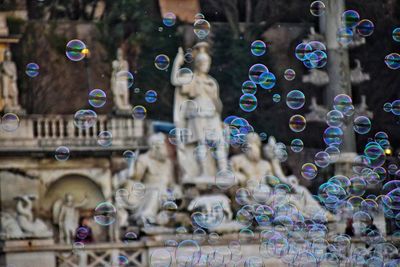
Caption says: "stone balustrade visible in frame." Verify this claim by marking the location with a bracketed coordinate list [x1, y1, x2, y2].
[0, 114, 146, 152]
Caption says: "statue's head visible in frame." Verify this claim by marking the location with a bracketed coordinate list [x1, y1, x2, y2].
[117, 48, 124, 60]
[4, 50, 11, 61]
[148, 133, 168, 161]
[244, 133, 261, 161]
[193, 42, 211, 74]
[65, 193, 74, 204]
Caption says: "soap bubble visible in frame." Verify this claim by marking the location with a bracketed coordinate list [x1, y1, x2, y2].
[385, 53, 400, 70]
[310, 1, 325, 16]
[191, 202, 224, 229]
[272, 94, 281, 103]
[251, 40, 267, 56]
[123, 232, 138, 244]
[333, 94, 353, 115]
[248, 64, 268, 84]
[259, 71, 276, 90]
[154, 54, 170, 70]
[356, 19, 374, 37]
[286, 90, 305, 110]
[301, 163, 318, 180]
[326, 110, 344, 127]
[55, 146, 70, 161]
[1, 113, 20, 132]
[176, 240, 201, 266]
[116, 71, 134, 89]
[323, 127, 343, 146]
[116, 255, 129, 266]
[145, 90, 157, 103]
[184, 51, 193, 63]
[123, 150, 137, 163]
[215, 169, 236, 190]
[76, 227, 89, 240]
[88, 89, 106, 108]
[239, 94, 257, 112]
[325, 146, 340, 163]
[383, 102, 392, 112]
[337, 27, 354, 46]
[97, 131, 112, 147]
[163, 12, 176, 27]
[150, 249, 171, 267]
[25, 62, 39, 77]
[393, 28, 400, 42]
[290, 138, 304, 153]
[132, 105, 147, 120]
[295, 43, 312, 61]
[94, 202, 116, 226]
[314, 151, 331, 168]
[194, 19, 211, 39]
[73, 109, 97, 129]
[284, 68, 296, 81]
[289, 115, 306, 133]
[66, 39, 87, 61]
[353, 116, 371, 134]
[241, 80, 257, 95]
[341, 10, 360, 28]
[175, 68, 194, 84]
[391, 100, 400, 115]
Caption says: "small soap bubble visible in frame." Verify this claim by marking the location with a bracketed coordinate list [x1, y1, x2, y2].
[284, 69, 296, 81]
[215, 169, 236, 190]
[66, 39, 87, 61]
[175, 68, 194, 84]
[393, 28, 400, 42]
[356, 19, 374, 37]
[154, 54, 170, 70]
[353, 116, 371, 134]
[25, 63, 39, 77]
[116, 71, 134, 89]
[286, 90, 305, 110]
[259, 71, 276, 90]
[132, 105, 147, 120]
[55, 146, 70, 161]
[162, 12, 176, 27]
[239, 94, 258, 112]
[310, 1, 325, 16]
[290, 138, 304, 153]
[97, 131, 112, 147]
[88, 89, 106, 108]
[145, 90, 157, 103]
[272, 93, 281, 103]
[248, 64, 268, 84]
[1, 113, 20, 132]
[385, 53, 400, 70]
[94, 202, 116, 226]
[194, 19, 211, 39]
[73, 109, 97, 129]
[301, 163, 318, 180]
[251, 40, 267, 56]
[241, 80, 257, 95]
[289, 115, 306, 133]
[341, 10, 360, 28]
[123, 232, 138, 244]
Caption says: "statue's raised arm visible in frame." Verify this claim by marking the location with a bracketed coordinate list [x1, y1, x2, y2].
[171, 47, 185, 87]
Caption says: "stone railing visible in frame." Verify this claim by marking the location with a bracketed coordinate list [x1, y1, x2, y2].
[0, 114, 146, 152]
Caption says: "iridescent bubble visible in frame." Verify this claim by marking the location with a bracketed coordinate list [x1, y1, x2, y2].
[94, 202, 116, 226]
[323, 127, 343, 146]
[76, 227, 89, 240]
[184, 52, 193, 63]
[116, 255, 129, 266]
[248, 64, 268, 84]
[235, 188, 251, 206]
[191, 202, 225, 229]
[241, 80, 257, 95]
[176, 240, 201, 266]
[295, 43, 312, 61]
[145, 90, 157, 103]
[356, 19, 374, 37]
[353, 116, 371, 134]
[132, 105, 147, 120]
[73, 109, 97, 129]
[194, 13, 205, 20]
[25, 62, 39, 77]
[1, 113, 20, 132]
[259, 71, 276, 90]
[325, 146, 340, 163]
[150, 249, 172, 267]
[163, 12, 176, 27]
[391, 100, 400, 115]
[342, 10, 360, 28]
[55, 146, 70, 161]
[284, 68, 296, 81]
[384, 53, 400, 70]
[301, 163, 318, 180]
[326, 110, 344, 127]
[308, 50, 328, 68]
[72, 241, 84, 254]
[314, 151, 331, 168]
[175, 67, 194, 85]
[310, 1, 326, 16]
[123, 150, 137, 164]
[286, 90, 305, 110]
[116, 70, 134, 89]
[333, 94, 353, 115]
[251, 40, 267, 56]
[259, 132, 268, 141]
[392, 27, 400, 42]
[66, 39, 87, 61]
[193, 19, 211, 39]
[88, 89, 106, 108]
[337, 27, 354, 46]
[348, 176, 367, 196]
[272, 93, 281, 103]
[289, 115, 306, 133]
[154, 54, 170, 70]
[290, 138, 304, 153]
[97, 131, 112, 147]
[215, 169, 236, 190]
[383, 102, 392, 112]
[239, 94, 257, 112]
[123, 232, 137, 244]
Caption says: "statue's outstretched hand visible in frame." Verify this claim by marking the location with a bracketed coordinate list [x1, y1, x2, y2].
[175, 47, 185, 66]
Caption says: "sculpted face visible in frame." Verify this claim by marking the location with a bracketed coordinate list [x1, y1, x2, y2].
[4, 50, 11, 61]
[65, 193, 74, 204]
[150, 139, 168, 161]
[195, 53, 211, 74]
[117, 48, 123, 60]
[245, 141, 261, 162]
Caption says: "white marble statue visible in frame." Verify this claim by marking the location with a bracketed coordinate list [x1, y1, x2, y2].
[230, 133, 273, 186]
[132, 133, 179, 226]
[53, 193, 88, 244]
[305, 97, 328, 123]
[172, 42, 228, 181]
[111, 47, 131, 111]
[0, 50, 21, 112]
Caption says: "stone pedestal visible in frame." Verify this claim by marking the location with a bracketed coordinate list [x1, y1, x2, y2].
[334, 152, 357, 177]
[0, 239, 55, 267]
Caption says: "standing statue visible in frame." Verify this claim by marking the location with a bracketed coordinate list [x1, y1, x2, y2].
[230, 133, 273, 186]
[172, 42, 228, 181]
[53, 193, 88, 244]
[0, 50, 21, 112]
[132, 133, 179, 226]
[111, 47, 131, 111]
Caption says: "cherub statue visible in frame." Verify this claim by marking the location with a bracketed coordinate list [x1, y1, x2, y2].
[53, 193, 88, 244]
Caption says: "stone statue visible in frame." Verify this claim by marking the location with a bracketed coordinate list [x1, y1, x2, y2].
[111, 47, 131, 111]
[0, 195, 52, 239]
[0, 50, 21, 112]
[230, 133, 273, 186]
[350, 59, 370, 85]
[132, 133, 180, 226]
[355, 95, 373, 119]
[305, 97, 328, 123]
[172, 42, 228, 181]
[302, 68, 329, 87]
[53, 193, 88, 244]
